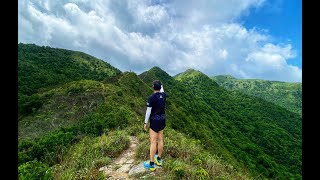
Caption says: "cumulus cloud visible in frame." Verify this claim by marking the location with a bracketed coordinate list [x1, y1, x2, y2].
[242, 44, 301, 82]
[18, 0, 301, 82]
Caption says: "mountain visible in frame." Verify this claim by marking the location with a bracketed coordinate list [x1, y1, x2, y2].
[18, 44, 302, 179]
[18, 43, 121, 118]
[212, 75, 302, 116]
[175, 69, 301, 179]
[18, 43, 121, 97]
[18, 44, 254, 179]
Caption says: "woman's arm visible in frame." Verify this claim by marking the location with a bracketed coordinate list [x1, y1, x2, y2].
[160, 85, 164, 92]
[144, 107, 152, 124]
[144, 107, 152, 131]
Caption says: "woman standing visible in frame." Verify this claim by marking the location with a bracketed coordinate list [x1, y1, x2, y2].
[143, 80, 166, 171]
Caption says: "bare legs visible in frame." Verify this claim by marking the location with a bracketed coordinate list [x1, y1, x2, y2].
[157, 130, 164, 158]
[149, 129, 157, 162]
[149, 129, 164, 162]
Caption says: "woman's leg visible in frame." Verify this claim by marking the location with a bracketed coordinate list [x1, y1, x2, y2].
[149, 128, 158, 162]
[157, 130, 164, 158]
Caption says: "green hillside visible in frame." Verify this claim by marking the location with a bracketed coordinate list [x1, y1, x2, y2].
[176, 69, 302, 179]
[18, 72, 251, 179]
[18, 43, 121, 118]
[18, 45, 253, 179]
[18, 44, 302, 179]
[212, 75, 302, 115]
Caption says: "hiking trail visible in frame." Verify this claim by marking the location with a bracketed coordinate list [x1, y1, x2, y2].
[99, 136, 161, 179]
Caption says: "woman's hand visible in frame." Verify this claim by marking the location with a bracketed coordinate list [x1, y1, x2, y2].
[144, 123, 148, 131]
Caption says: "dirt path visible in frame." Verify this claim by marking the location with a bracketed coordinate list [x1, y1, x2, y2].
[99, 136, 163, 179]
[99, 136, 142, 179]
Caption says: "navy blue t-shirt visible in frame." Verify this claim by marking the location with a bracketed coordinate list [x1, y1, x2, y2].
[147, 92, 166, 116]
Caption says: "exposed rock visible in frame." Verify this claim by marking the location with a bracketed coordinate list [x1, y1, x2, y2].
[100, 136, 142, 180]
[114, 157, 127, 165]
[116, 164, 132, 173]
[126, 159, 135, 164]
[128, 162, 148, 177]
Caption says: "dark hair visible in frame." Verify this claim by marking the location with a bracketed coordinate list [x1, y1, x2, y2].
[152, 80, 162, 90]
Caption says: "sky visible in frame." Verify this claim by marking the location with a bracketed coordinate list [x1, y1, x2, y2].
[18, 0, 302, 82]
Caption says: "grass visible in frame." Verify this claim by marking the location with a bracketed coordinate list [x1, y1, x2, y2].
[135, 128, 254, 179]
[19, 125, 254, 179]
[51, 130, 130, 180]
[18, 80, 107, 142]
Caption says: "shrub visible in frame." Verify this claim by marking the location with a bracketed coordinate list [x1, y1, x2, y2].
[52, 130, 129, 179]
[196, 167, 209, 179]
[18, 94, 44, 116]
[18, 130, 77, 166]
[18, 159, 53, 180]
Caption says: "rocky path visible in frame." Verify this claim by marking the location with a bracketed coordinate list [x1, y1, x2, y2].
[99, 136, 159, 179]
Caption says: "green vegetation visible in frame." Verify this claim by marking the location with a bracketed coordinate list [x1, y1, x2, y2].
[135, 128, 252, 179]
[175, 69, 301, 179]
[18, 159, 53, 180]
[18, 68, 158, 179]
[18, 44, 302, 179]
[18, 72, 148, 166]
[19, 130, 130, 180]
[18, 80, 106, 141]
[212, 75, 302, 116]
[52, 130, 130, 179]
[18, 43, 121, 117]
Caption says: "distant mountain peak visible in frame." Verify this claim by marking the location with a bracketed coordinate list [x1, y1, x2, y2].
[185, 68, 197, 72]
[175, 68, 219, 87]
[176, 68, 207, 78]
[149, 66, 163, 71]
[148, 66, 171, 76]
[138, 66, 172, 85]
[214, 74, 236, 79]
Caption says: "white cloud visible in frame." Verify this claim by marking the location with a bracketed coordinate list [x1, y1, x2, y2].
[242, 44, 301, 82]
[219, 49, 228, 60]
[18, 0, 301, 82]
[135, 3, 169, 25]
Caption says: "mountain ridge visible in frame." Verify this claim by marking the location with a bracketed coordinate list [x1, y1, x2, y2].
[212, 74, 302, 115]
[18, 43, 121, 97]
[18, 44, 302, 179]
[175, 69, 301, 179]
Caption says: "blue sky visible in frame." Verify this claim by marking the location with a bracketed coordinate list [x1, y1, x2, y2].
[18, 0, 302, 82]
[242, 0, 302, 68]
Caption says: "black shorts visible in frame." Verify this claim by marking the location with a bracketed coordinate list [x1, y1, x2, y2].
[150, 114, 166, 133]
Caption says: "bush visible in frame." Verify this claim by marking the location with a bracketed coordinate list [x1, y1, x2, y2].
[52, 130, 129, 179]
[134, 132, 151, 160]
[196, 167, 209, 179]
[18, 94, 44, 116]
[18, 101, 132, 166]
[165, 160, 186, 178]
[99, 131, 130, 158]
[18, 130, 77, 166]
[18, 159, 53, 180]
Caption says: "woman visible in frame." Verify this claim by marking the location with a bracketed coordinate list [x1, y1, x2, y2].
[143, 80, 166, 171]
